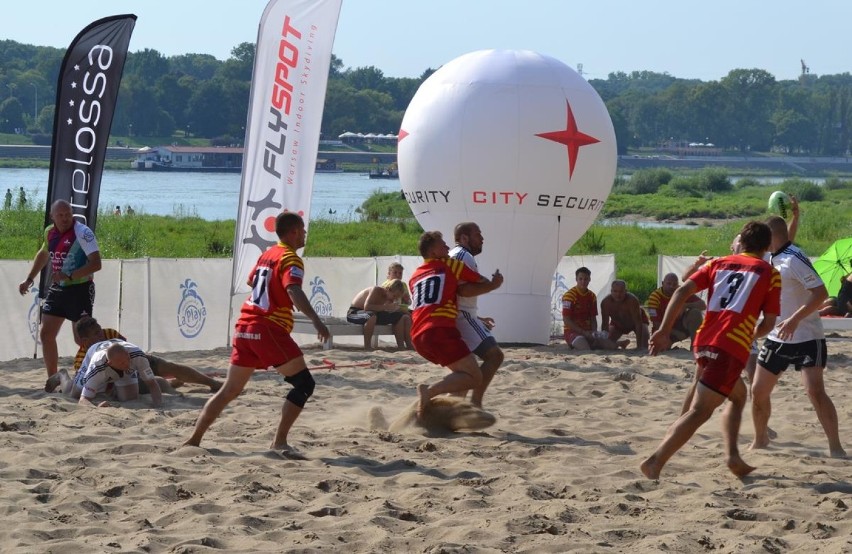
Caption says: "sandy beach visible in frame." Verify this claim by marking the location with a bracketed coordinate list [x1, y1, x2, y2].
[2, 333, 851, 553]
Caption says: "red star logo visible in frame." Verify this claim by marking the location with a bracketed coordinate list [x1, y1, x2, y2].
[536, 100, 599, 179]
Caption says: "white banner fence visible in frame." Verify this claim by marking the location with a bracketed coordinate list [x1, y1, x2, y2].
[2, 255, 616, 362]
[8, 254, 844, 362]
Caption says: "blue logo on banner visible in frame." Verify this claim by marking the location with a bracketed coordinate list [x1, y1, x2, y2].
[309, 276, 333, 317]
[27, 286, 40, 344]
[551, 272, 569, 336]
[177, 279, 207, 338]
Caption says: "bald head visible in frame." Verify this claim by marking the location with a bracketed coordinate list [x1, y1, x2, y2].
[50, 200, 75, 232]
[662, 273, 679, 295]
[106, 343, 130, 371]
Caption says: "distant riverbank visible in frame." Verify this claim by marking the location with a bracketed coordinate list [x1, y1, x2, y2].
[2, 142, 852, 177]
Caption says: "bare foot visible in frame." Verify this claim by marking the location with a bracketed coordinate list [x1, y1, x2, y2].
[209, 381, 223, 393]
[182, 439, 200, 447]
[169, 379, 185, 389]
[44, 373, 61, 393]
[271, 443, 308, 460]
[640, 456, 661, 479]
[749, 438, 771, 451]
[830, 448, 847, 459]
[417, 384, 430, 420]
[727, 456, 756, 477]
[617, 339, 630, 350]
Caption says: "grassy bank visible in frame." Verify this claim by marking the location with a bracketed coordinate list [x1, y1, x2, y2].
[3, 178, 849, 300]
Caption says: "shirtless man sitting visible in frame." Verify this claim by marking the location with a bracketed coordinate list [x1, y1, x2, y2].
[600, 280, 649, 350]
[346, 279, 413, 350]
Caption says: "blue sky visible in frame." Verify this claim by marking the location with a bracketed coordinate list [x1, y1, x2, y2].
[3, 0, 849, 81]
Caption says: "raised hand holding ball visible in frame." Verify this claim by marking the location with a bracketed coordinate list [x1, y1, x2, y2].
[768, 190, 791, 219]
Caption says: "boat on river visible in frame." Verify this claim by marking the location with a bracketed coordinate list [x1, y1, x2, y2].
[315, 158, 344, 173]
[131, 146, 243, 172]
[368, 163, 399, 179]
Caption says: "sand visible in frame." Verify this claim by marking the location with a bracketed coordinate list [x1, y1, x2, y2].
[2, 333, 851, 553]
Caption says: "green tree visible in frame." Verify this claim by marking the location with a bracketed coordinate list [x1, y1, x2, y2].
[186, 80, 229, 137]
[125, 48, 170, 83]
[154, 74, 195, 130]
[217, 42, 254, 82]
[34, 104, 54, 135]
[605, 99, 631, 155]
[0, 97, 25, 133]
[771, 109, 817, 153]
[720, 68, 777, 151]
[345, 66, 386, 91]
[329, 54, 345, 79]
[170, 53, 221, 80]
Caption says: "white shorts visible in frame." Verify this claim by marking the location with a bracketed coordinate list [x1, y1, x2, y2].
[456, 310, 495, 355]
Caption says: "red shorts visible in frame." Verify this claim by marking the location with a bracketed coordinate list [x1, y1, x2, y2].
[412, 326, 470, 367]
[230, 322, 302, 369]
[695, 346, 744, 397]
[564, 329, 591, 346]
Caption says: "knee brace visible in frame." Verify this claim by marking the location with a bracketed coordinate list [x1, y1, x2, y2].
[284, 369, 315, 408]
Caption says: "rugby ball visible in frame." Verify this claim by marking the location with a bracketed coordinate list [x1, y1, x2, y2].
[768, 190, 791, 219]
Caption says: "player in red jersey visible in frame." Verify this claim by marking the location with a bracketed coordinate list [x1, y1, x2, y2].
[408, 231, 503, 418]
[645, 272, 705, 349]
[641, 221, 781, 479]
[183, 212, 329, 457]
[561, 267, 621, 350]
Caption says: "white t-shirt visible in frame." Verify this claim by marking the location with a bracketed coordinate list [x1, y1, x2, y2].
[766, 242, 825, 343]
[449, 245, 478, 315]
[73, 339, 152, 400]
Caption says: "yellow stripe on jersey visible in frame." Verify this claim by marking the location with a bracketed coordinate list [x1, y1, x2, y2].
[268, 309, 295, 331]
[770, 269, 782, 289]
[278, 245, 304, 270]
[727, 315, 757, 351]
[433, 302, 459, 319]
[444, 257, 467, 279]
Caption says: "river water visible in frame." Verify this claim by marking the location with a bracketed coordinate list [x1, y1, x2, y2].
[0, 168, 814, 227]
[0, 168, 396, 222]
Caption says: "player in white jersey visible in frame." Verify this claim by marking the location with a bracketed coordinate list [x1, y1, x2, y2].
[448, 222, 504, 408]
[55, 339, 163, 408]
[750, 216, 845, 457]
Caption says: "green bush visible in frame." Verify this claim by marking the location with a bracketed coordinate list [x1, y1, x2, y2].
[823, 177, 849, 191]
[781, 178, 824, 201]
[622, 168, 672, 194]
[735, 177, 761, 189]
[357, 190, 414, 220]
[696, 168, 732, 192]
[664, 177, 702, 197]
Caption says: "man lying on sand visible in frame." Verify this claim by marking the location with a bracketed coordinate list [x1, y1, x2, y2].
[50, 341, 164, 409]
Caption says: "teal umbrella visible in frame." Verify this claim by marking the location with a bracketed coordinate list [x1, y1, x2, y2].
[813, 237, 852, 297]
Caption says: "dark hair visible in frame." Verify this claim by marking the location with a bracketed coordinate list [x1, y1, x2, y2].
[739, 221, 772, 253]
[764, 215, 788, 238]
[575, 266, 591, 278]
[418, 231, 444, 258]
[453, 221, 478, 242]
[75, 316, 102, 338]
[275, 211, 304, 238]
